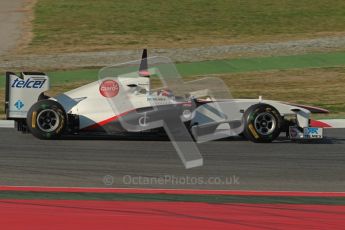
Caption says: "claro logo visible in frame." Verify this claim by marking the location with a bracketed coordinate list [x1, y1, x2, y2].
[99, 80, 119, 98]
[11, 78, 47, 89]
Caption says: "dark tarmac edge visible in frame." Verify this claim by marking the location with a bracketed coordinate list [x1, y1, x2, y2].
[1, 191, 345, 204]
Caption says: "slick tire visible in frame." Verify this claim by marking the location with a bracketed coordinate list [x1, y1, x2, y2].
[243, 103, 282, 143]
[26, 100, 67, 139]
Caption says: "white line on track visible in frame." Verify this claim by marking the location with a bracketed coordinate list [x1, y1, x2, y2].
[0, 120, 14, 128]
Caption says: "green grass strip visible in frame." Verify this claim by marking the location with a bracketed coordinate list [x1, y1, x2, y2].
[177, 51, 345, 76]
[2, 51, 345, 88]
[0, 191, 345, 205]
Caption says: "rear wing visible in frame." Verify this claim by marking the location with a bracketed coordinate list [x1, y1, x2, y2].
[5, 72, 50, 120]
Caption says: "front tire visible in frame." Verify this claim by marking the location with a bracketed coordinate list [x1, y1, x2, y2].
[243, 103, 282, 143]
[26, 100, 67, 139]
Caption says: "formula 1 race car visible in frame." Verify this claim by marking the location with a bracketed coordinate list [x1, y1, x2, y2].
[5, 50, 327, 143]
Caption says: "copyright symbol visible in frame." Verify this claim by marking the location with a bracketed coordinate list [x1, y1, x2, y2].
[103, 175, 114, 186]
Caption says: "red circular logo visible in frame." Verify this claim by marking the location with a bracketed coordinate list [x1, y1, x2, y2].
[99, 80, 119, 98]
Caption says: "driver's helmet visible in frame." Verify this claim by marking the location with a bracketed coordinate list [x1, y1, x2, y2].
[157, 89, 174, 97]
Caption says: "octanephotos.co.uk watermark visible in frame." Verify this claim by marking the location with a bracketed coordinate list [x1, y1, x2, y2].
[121, 175, 240, 186]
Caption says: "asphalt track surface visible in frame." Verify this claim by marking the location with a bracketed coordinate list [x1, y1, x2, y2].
[0, 128, 345, 192]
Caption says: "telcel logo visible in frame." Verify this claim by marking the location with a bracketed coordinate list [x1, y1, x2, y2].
[11, 78, 46, 89]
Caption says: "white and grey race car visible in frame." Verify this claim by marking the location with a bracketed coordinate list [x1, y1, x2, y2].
[5, 49, 328, 143]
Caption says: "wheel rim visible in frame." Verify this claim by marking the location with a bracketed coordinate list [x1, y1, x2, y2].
[37, 109, 60, 132]
[254, 112, 276, 136]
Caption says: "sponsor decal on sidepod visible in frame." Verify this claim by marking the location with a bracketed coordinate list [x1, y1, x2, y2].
[99, 80, 119, 98]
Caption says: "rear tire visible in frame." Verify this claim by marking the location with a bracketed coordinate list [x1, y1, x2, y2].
[243, 103, 282, 143]
[26, 100, 67, 139]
